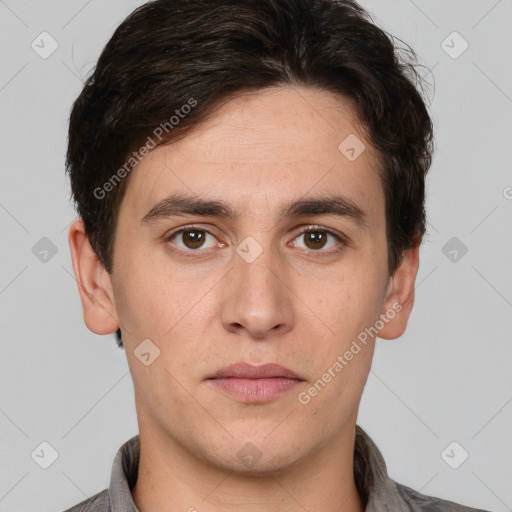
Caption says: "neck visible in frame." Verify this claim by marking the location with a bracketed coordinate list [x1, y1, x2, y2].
[131, 421, 365, 512]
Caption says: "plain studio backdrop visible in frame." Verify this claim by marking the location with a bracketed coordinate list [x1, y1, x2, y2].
[0, 1, 511, 511]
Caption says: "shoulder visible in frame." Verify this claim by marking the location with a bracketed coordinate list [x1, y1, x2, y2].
[61, 488, 109, 512]
[394, 480, 493, 512]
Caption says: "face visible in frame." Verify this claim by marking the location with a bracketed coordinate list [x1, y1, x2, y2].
[70, 85, 419, 473]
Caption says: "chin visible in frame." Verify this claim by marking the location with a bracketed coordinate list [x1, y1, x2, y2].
[200, 430, 310, 475]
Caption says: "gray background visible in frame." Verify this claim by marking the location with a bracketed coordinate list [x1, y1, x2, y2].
[0, 1, 511, 511]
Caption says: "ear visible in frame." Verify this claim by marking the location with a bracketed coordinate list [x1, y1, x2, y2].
[377, 242, 420, 340]
[68, 219, 120, 335]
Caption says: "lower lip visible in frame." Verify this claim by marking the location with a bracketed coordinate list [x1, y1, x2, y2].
[208, 377, 302, 403]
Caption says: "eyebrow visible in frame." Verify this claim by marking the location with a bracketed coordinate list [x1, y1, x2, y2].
[140, 192, 369, 228]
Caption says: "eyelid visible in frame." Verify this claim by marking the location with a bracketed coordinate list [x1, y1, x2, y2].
[295, 224, 348, 243]
[166, 224, 219, 240]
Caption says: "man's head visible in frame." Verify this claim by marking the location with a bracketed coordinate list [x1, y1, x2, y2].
[67, 0, 432, 477]
[66, 0, 433, 349]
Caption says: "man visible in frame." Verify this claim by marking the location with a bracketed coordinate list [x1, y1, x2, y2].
[63, 0, 491, 510]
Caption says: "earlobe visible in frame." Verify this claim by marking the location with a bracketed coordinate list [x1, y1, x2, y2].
[68, 219, 120, 335]
[377, 243, 420, 340]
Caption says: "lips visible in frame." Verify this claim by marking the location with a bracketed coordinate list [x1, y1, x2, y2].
[208, 362, 303, 380]
[207, 363, 304, 403]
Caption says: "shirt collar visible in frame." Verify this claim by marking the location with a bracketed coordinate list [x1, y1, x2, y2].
[108, 424, 406, 512]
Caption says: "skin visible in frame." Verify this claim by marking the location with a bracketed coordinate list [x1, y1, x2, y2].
[68, 85, 420, 512]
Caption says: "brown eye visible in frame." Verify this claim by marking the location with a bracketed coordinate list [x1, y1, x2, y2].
[303, 231, 328, 250]
[167, 227, 218, 252]
[180, 230, 206, 249]
[292, 227, 345, 254]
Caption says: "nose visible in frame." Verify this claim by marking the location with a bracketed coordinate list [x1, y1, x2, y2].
[220, 241, 295, 340]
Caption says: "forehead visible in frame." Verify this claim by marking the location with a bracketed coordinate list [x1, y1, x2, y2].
[119, 86, 385, 226]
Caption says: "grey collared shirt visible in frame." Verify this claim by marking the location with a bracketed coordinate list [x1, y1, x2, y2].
[63, 425, 491, 512]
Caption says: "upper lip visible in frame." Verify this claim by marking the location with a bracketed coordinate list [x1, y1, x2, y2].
[209, 363, 303, 380]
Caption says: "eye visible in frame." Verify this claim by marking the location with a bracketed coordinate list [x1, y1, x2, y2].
[165, 224, 346, 257]
[166, 226, 221, 252]
[290, 226, 346, 254]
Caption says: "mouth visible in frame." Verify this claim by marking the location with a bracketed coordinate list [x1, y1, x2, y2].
[209, 362, 303, 380]
[206, 362, 304, 403]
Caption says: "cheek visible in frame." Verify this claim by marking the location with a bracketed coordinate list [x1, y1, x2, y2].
[297, 342, 374, 438]
[112, 253, 194, 337]
[308, 268, 384, 335]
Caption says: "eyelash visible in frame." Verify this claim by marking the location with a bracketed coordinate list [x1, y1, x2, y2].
[165, 224, 347, 258]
